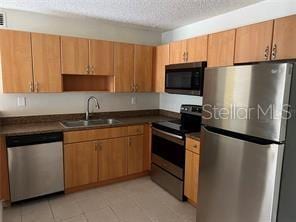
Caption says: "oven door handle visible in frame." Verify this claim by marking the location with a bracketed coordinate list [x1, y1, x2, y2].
[152, 127, 184, 145]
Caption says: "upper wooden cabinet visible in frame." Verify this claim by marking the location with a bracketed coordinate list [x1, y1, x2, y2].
[114, 43, 134, 92]
[234, 20, 274, 63]
[208, 30, 236, 68]
[31, 33, 62, 92]
[134, 45, 153, 92]
[64, 141, 98, 189]
[272, 15, 296, 60]
[98, 137, 128, 181]
[169, 35, 207, 64]
[153, 44, 169, 93]
[186, 36, 208, 63]
[89, 40, 114, 75]
[169, 40, 187, 64]
[61, 36, 89, 75]
[0, 30, 33, 93]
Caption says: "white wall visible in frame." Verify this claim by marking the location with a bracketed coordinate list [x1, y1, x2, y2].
[0, 93, 159, 117]
[2, 9, 161, 45]
[162, 0, 296, 43]
[160, 94, 203, 113]
[160, 0, 296, 112]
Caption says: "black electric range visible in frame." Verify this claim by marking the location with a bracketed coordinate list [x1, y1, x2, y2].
[151, 104, 202, 201]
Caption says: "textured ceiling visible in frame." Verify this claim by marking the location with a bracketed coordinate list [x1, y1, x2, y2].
[0, 0, 264, 30]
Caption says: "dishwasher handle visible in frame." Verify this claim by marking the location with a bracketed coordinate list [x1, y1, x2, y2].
[6, 132, 63, 148]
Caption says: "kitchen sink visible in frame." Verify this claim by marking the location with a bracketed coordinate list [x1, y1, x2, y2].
[60, 118, 122, 128]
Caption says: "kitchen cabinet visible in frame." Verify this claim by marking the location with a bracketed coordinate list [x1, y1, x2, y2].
[153, 44, 169, 92]
[234, 20, 274, 63]
[61, 36, 89, 75]
[114, 42, 135, 92]
[169, 40, 187, 64]
[134, 45, 153, 92]
[0, 29, 33, 93]
[186, 36, 208, 63]
[128, 135, 144, 175]
[98, 137, 128, 181]
[272, 15, 296, 60]
[184, 150, 200, 204]
[64, 141, 98, 189]
[169, 35, 207, 64]
[63, 124, 149, 191]
[208, 30, 236, 67]
[31, 33, 62, 92]
[184, 137, 200, 204]
[89, 40, 114, 75]
[0, 136, 10, 202]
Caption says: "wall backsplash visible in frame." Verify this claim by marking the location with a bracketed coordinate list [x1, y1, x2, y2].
[159, 93, 203, 113]
[0, 93, 159, 117]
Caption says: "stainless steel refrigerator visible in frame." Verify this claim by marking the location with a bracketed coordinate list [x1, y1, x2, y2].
[197, 62, 296, 222]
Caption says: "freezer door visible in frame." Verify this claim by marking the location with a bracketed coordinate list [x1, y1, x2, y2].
[202, 63, 293, 142]
[196, 127, 283, 222]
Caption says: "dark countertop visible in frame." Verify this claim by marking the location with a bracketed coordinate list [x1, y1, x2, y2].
[186, 132, 201, 141]
[0, 115, 174, 136]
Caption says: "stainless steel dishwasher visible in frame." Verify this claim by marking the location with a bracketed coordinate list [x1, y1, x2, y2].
[6, 132, 64, 202]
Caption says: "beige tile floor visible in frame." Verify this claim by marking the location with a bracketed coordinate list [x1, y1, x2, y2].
[3, 176, 196, 222]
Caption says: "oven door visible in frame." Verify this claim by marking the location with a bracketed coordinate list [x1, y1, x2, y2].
[151, 127, 185, 179]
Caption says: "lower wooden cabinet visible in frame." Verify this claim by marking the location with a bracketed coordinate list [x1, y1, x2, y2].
[98, 137, 128, 181]
[128, 135, 144, 175]
[63, 125, 148, 191]
[0, 136, 10, 202]
[184, 141, 200, 204]
[64, 141, 98, 189]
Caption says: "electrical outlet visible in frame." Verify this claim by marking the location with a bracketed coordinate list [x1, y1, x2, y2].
[131, 96, 136, 105]
[17, 97, 26, 107]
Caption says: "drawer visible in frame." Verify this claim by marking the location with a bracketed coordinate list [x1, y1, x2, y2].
[128, 125, 144, 136]
[186, 137, 200, 154]
[64, 127, 128, 144]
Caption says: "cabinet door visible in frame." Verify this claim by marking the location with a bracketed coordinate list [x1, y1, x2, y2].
[153, 44, 169, 92]
[114, 43, 134, 92]
[98, 137, 128, 181]
[0, 30, 33, 93]
[184, 150, 200, 203]
[64, 141, 98, 189]
[31, 33, 62, 92]
[128, 135, 144, 175]
[208, 30, 236, 68]
[234, 20, 274, 63]
[134, 45, 153, 92]
[89, 40, 114, 75]
[169, 40, 187, 64]
[61, 36, 89, 75]
[186, 35, 208, 62]
[272, 15, 296, 60]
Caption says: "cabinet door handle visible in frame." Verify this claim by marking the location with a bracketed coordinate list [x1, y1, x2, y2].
[95, 142, 102, 151]
[186, 52, 189, 62]
[183, 52, 186, 62]
[131, 84, 135, 92]
[29, 81, 34, 92]
[91, 65, 95, 74]
[34, 82, 39, 93]
[86, 65, 90, 74]
[135, 84, 139, 92]
[272, 44, 277, 60]
[128, 138, 132, 147]
[264, 46, 270, 60]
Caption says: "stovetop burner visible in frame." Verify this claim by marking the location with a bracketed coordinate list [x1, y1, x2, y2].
[153, 104, 202, 137]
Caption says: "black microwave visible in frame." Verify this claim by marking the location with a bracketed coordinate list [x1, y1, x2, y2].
[165, 62, 206, 96]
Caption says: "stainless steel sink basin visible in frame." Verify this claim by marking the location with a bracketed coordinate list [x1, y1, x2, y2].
[60, 118, 121, 128]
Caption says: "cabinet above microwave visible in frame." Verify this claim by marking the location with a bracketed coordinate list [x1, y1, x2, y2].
[165, 62, 206, 96]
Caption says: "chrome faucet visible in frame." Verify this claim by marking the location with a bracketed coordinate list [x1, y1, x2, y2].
[86, 96, 100, 121]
